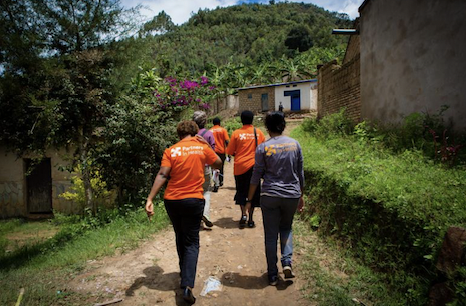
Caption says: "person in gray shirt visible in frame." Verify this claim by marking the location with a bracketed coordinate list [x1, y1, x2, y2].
[246, 111, 304, 286]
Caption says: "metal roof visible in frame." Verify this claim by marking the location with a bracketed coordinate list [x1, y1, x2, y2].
[237, 79, 317, 91]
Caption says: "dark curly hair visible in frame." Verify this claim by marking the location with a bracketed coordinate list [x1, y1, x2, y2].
[177, 120, 199, 139]
[265, 111, 286, 134]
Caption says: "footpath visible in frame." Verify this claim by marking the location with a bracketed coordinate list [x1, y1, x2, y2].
[69, 121, 311, 305]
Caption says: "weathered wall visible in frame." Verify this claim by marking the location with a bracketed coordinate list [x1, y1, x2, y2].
[359, 0, 466, 131]
[0, 147, 75, 218]
[317, 56, 361, 122]
[238, 87, 275, 113]
[211, 94, 239, 114]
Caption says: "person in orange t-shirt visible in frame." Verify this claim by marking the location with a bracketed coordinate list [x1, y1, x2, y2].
[209, 117, 230, 191]
[226, 110, 265, 229]
[146, 120, 221, 304]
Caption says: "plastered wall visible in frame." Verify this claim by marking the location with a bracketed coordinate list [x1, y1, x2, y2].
[359, 0, 466, 131]
[0, 147, 75, 218]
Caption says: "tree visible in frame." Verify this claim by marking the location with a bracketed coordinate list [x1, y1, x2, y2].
[284, 25, 314, 52]
[0, 0, 136, 215]
[139, 11, 175, 37]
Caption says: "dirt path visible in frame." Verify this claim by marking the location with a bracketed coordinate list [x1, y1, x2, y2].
[70, 120, 309, 306]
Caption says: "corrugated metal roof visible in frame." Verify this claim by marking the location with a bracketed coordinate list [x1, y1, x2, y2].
[237, 79, 317, 91]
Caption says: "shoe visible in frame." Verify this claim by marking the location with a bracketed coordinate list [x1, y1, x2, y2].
[239, 215, 247, 229]
[183, 286, 196, 304]
[283, 265, 295, 279]
[247, 220, 255, 228]
[220, 182, 223, 187]
[202, 216, 213, 228]
[268, 275, 278, 286]
[212, 186, 219, 192]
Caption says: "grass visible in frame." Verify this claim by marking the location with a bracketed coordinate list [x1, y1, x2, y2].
[294, 211, 408, 306]
[0, 204, 169, 305]
[292, 114, 466, 305]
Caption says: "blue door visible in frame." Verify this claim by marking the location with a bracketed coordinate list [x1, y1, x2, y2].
[291, 95, 300, 110]
[284, 90, 301, 111]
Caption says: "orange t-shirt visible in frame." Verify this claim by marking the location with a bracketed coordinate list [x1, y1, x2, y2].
[162, 136, 218, 200]
[226, 125, 266, 175]
[210, 125, 230, 154]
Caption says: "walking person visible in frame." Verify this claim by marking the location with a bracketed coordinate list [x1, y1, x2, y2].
[192, 111, 216, 228]
[209, 117, 230, 192]
[145, 121, 221, 304]
[226, 110, 266, 229]
[246, 111, 304, 286]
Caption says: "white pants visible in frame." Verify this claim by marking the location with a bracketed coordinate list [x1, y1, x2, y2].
[202, 166, 212, 219]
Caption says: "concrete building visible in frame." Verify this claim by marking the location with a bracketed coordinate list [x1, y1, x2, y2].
[318, 0, 466, 131]
[0, 146, 75, 218]
[238, 79, 318, 113]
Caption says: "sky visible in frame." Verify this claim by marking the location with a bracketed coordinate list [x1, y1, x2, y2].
[121, 0, 365, 25]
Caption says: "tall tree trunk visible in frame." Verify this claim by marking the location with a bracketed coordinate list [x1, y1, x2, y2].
[79, 127, 95, 215]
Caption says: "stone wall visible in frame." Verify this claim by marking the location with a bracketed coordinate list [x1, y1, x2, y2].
[317, 55, 361, 122]
[239, 87, 275, 113]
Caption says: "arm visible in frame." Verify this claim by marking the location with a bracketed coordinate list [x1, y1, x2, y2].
[297, 145, 305, 212]
[246, 146, 265, 212]
[145, 166, 171, 219]
[211, 156, 222, 169]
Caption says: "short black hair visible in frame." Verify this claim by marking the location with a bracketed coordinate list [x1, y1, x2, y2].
[213, 117, 221, 125]
[265, 111, 286, 134]
[241, 110, 254, 125]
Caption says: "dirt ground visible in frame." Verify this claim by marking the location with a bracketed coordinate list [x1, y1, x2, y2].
[69, 120, 310, 306]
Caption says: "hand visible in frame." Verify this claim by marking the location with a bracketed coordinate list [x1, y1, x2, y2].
[145, 199, 155, 221]
[245, 201, 252, 214]
[196, 134, 209, 145]
[297, 196, 305, 213]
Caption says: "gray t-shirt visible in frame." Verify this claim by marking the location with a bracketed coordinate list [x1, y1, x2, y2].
[250, 135, 304, 198]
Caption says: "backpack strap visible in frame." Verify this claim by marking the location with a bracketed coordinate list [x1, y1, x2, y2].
[254, 127, 258, 148]
[200, 129, 208, 137]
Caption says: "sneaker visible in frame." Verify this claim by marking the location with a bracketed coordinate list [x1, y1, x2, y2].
[212, 186, 219, 193]
[268, 275, 278, 286]
[283, 265, 295, 279]
[202, 216, 213, 228]
[239, 215, 247, 229]
[247, 220, 255, 228]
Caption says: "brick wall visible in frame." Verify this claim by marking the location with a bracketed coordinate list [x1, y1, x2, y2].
[238, 87, 275, 113]
[317, 55, 361, 122]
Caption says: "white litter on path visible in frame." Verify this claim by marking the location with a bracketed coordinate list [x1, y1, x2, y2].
[200, 276, 223, 296]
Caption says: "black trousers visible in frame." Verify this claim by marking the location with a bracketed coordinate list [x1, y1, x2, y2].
[218, 153, 226, 185]
[164, 198, 205, 288]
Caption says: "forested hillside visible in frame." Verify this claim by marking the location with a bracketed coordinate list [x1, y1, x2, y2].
[0, 0, 352, 209]
[112, 2, 352, 89]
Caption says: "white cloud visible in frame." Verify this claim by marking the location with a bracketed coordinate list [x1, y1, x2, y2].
[123, 0, 238, 25]
[121, 0, 365, 25]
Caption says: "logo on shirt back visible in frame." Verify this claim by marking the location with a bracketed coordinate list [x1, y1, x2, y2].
[265, 143, 298, 156]
[171, 147, 182, 157]
[171, 145, 205, 158]
[239, 133, 255, 140]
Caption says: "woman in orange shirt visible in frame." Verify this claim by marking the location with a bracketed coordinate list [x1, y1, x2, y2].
[146, 121, 221, 304]
[226, 110, 266, 229]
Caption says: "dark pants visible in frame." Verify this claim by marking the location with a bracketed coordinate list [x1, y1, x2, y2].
[164, 198, 205, 288]
[234, 166, 261, 207]
[261, 196, 299, 277]
[218, 153, 226, 185]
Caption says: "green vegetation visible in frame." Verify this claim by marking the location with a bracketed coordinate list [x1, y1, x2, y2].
[294, 219, 406, 306]
[0, 204, 169, 305]
[293, 110, 466, 305]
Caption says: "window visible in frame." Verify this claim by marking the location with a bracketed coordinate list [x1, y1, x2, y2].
[248, 94, 252, 99]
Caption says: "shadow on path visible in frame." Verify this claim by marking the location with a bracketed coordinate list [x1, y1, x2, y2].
[220, 272, 294, 291]
[125, 265, 187, 305]
[215, 217, 241, 229]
